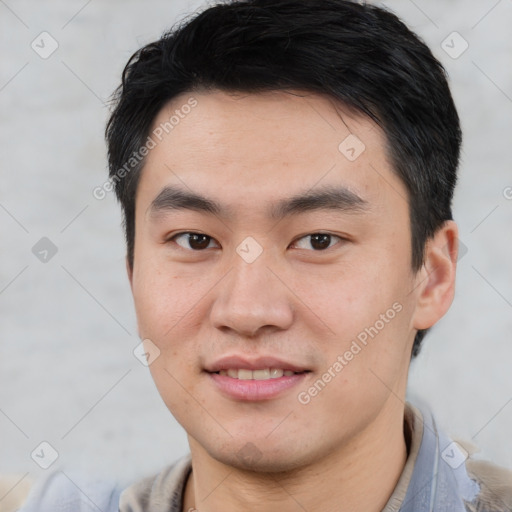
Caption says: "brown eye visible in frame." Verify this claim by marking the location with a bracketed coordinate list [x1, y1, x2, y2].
[293, 233, 341, 251]
[173, 232, 217, 250]
[310, 234, 332, 250]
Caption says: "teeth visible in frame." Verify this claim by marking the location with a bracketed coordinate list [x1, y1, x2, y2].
[253, 369, 270, 380]
[238, 369, 253, 380]
[217, 368, 300, 380]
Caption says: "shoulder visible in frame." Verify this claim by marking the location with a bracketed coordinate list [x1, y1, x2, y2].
[11, 455, 192, 512]
[119, 454, 192, 512]
[0, 474, 32, 511]
[17, 470, 121, 512]
[464, 458, 512, 512]
[403, 403, 512, 512]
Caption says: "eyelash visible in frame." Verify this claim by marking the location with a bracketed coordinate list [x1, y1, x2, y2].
[168, 231, 345, 252]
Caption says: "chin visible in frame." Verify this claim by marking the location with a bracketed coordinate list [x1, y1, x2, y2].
[209, 442, 314, 475]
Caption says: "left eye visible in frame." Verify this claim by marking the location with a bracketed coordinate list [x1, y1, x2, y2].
[292, 233, 342, 251]
[172, 232, 219, 251]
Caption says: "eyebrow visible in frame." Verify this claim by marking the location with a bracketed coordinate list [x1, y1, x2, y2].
[148, 185, 370, 220]
[271, 186, 369, 218]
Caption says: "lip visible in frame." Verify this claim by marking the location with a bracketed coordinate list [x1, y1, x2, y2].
[204, 354, 311, 402]
[208, 372, 309, 401]
[204, 355, 309, 373]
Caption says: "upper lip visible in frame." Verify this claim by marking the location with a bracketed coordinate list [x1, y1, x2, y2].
[205, 355, 310, 373]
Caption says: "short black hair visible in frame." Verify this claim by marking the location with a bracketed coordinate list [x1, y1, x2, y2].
[105, 0, 462, 358]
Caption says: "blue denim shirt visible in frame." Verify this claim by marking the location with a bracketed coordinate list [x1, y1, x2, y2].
[19, 403, 511, 512]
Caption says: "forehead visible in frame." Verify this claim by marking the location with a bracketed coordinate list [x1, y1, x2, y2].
[139, 89, 405, 216]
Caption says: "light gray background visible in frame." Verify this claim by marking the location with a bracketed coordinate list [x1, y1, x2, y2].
[1, 0, 511, 487]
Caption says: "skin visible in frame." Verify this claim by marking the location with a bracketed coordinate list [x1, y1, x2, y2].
[128, 89, 459, 512]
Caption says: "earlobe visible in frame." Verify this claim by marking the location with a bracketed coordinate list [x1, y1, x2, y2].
[412, 220, 459, 331]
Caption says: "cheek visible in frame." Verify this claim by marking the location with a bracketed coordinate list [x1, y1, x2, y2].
[131, 261, 204, 339]
[291, 260, 396, 332]
[134, 269, 207, 415]
[294, 257, 414, 377]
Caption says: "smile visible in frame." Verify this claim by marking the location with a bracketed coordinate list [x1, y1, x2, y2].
[214, 368, 306, 380]
[207, 370, 310, 401]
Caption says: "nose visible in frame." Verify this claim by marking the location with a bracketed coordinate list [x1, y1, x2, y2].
[209, 253, 294, 338]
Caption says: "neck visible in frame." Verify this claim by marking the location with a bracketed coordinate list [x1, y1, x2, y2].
[183, 399, 408, 512]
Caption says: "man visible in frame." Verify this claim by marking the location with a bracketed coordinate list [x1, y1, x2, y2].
[18, 0, 512, 511]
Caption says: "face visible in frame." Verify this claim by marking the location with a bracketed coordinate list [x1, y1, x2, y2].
[129, 89, 427, 472]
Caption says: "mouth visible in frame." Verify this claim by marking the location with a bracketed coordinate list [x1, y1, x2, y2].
[204, 355, 312, 400]
[206, 368, 311, 401]
[209, 368, 311, 380]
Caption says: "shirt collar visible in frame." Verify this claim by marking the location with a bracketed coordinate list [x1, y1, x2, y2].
[383, 402, 479, 512]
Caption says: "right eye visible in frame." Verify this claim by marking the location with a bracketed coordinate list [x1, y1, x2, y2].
[169, 232, 220, 251]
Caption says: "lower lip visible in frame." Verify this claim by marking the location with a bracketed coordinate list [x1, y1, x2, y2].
[207, 372, 309, 401]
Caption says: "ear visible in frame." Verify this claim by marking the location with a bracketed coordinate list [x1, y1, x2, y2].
[412, 220, 459, 331]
